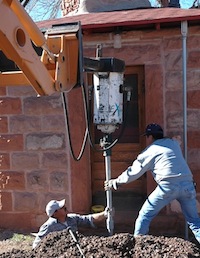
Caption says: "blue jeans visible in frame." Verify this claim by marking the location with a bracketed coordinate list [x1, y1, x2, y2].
[134, 180, 200, 243]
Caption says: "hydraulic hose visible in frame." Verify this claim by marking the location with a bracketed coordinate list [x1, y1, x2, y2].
[61, 90, 88, 161]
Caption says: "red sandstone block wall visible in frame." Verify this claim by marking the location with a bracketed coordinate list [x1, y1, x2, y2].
[0, 86, 72, 230]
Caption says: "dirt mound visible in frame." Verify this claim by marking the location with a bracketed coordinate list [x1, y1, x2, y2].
[0, 230, 200, 257]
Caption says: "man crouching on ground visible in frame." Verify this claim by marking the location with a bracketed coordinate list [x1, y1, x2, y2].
[33, 199, 108, 248]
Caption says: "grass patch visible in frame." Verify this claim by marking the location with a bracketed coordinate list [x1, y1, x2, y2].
[11, 233, 33, 243]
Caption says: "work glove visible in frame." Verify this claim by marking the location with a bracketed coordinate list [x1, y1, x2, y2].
[104, 179, 118, 190]
[104, 207, 115, 218]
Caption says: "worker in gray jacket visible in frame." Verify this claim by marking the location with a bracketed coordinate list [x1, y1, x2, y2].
[33, 199, 108, 248]
[105, 123, 200, 243]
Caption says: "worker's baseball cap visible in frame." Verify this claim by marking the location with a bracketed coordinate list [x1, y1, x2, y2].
[142, 123, 163, 136]
[45, 199, 66, 217]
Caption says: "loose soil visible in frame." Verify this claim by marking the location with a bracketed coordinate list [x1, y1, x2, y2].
[0, 229, 200, 257]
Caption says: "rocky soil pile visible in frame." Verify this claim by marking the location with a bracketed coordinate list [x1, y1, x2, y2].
[0, 229, 200, 258]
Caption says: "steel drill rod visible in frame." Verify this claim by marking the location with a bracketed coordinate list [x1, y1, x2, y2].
[105, 152, 114, 235]
[67, 227, 86, 258]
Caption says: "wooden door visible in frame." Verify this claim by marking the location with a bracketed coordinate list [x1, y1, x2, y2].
[91, 66, 146, 203]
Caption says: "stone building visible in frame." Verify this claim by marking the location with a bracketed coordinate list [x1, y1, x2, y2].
[0, 3, 200, 239]
[61, 0, 151, 16]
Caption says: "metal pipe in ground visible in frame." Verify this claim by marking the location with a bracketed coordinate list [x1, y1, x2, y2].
[67, 227, 86, 258]
[102, 135, 114, 236]
[104, 153, 114, 235]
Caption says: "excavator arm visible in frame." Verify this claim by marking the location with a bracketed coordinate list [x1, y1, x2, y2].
[0, 0, 80, 95]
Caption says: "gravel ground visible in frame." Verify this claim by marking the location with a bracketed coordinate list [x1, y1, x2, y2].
[0, 229, 200, 257]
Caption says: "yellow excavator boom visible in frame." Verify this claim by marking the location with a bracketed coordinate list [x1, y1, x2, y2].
[0, 0, 80, 96]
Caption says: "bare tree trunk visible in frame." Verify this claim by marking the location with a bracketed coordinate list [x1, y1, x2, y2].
[160, 0, 169, 7]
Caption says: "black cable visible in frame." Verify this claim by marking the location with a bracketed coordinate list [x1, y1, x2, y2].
[20, 0, 30, 7]
[61, 91, 88, 161]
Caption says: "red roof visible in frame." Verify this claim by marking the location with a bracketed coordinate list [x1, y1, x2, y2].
[37, 8, 200, 33]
